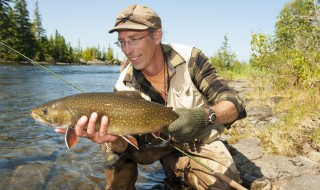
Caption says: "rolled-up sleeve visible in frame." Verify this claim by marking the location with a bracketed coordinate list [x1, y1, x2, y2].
[188, 48, 247, 120]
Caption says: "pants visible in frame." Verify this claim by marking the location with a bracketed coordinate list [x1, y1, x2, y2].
[104, 135, 240, 190]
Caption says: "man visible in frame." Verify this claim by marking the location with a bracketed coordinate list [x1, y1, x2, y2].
[57, 4, 246, 190]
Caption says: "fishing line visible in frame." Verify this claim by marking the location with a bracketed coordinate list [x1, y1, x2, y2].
[0, 41, 85, 93]
[1, 41, 246, 190]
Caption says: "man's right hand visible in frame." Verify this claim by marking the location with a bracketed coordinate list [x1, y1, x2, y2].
[55, 112, 128, 152]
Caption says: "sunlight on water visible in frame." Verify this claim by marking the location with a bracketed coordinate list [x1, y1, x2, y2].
[0, 64, 165, 189]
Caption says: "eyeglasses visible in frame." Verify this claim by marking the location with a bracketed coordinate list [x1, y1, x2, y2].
[114, 33, 152, 48]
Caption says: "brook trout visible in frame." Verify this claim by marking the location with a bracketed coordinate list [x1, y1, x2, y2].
[31, 91, 178, 149]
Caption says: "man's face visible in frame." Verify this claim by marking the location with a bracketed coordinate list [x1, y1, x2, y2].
[117, 30, 158, 71]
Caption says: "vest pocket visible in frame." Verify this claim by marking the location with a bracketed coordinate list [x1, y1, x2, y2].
[173, 83, 205, 109]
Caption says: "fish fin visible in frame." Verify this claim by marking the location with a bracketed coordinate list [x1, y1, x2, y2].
[142, 133, 172, 148]
[151, 131, 162, 138]
[121, 135, 139, 150]
[105, 143, 112, 150]
[65, 126, 79, 149]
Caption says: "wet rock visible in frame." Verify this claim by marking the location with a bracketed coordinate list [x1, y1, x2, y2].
[8, 163, 51, 189]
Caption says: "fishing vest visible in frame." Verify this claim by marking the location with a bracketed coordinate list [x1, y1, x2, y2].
[115, 44, 224, 143]
[114, 43, 207, 109]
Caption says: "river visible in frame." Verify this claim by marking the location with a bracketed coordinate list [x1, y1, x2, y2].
[0, 64, 165, 190]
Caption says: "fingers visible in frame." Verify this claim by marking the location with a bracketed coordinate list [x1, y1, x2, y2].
[99, 116, 108, 136]
[72, 112, 119, 144]
[87, 112, 98, 135]
[75, 115, 89, 137]
[55, 128, 66, 134]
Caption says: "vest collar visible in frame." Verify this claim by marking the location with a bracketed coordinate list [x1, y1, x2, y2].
[123, 43, 186, 84]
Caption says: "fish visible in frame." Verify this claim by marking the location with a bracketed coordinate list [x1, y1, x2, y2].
[31, 91, 179, 149]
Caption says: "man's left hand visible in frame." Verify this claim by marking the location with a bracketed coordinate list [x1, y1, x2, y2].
[165, 108, 207, 143]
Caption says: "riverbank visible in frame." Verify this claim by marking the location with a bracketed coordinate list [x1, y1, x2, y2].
[0, 59, 121, 66]
[226, 79, 320, 190]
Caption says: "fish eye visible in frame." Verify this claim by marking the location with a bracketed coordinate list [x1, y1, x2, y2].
[42, 107, 48, 115]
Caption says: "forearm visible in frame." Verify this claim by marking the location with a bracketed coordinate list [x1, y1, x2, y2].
[208, 101, 239, 125]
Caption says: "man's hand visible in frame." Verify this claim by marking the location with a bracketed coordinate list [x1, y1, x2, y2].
[55, 112, 120, 144]
[166, 108, 207, 143]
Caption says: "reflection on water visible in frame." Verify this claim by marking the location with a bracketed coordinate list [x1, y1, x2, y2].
[0, 64, 165, 190]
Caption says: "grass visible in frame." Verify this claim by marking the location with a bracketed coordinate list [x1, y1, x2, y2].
[222, 66, 320, 157]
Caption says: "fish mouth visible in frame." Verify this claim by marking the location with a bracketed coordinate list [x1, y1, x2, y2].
[30, 112, 68, 129]
[30, 112, 42, 122]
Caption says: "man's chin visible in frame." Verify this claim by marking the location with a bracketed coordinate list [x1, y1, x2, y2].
[131, 62, 143, 70]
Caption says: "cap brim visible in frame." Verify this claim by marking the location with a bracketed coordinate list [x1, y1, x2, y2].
[108, 21, 148, 33]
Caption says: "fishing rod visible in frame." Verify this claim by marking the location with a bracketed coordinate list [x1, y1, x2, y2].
[1, 41, 247, 190]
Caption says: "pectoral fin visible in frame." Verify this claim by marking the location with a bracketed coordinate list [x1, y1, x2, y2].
[151, 131, 162, 138]
[65, 126, 79, 149]
[121, 135, 139, 150]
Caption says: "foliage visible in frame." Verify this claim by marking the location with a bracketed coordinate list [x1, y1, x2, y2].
[106, 46, 114, 61]
[210, 34, 237, 70]
[81, 46, 107, 62]
[225, 0, 320, 157]
[250, 0, 320, 89]
[0, 0, 18, 60]
[210, 34, 250, 80]
[13, 0, 37, 60]
[0, 0, 119, 64]
[31, 0, 45, 61]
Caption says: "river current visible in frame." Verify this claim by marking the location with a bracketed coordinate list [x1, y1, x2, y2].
[0, 64, 165, 190]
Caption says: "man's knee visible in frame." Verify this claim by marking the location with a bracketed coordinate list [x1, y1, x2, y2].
[105, 158, 138, 190]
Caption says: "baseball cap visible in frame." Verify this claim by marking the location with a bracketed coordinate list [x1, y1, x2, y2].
[109, 4, 162, 33]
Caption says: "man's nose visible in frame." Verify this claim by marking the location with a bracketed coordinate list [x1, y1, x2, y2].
[121, 43, 133, 55]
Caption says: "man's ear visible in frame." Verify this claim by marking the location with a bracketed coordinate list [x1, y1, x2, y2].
[153, 29, 162, 44]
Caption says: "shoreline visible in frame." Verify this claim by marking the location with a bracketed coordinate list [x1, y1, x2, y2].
[0, 60, 121, 66]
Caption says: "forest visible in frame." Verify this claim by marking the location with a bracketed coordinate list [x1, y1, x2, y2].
[0, 0, 120, 64]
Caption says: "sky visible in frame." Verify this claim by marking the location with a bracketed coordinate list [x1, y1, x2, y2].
[25, 0, 291, 62]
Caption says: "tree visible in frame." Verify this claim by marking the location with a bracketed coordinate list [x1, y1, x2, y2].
[275, 0, 320, 49]
[250, 0, 320, 88]
[31, 0, 46, 61]
[13, 0, 36, 60]
[31, 1, 45, 40]
[0, 0, 18, 60]
[106, 45, 114, 62]
[51, 30, 70, 62]
[210, 34, 237, 70]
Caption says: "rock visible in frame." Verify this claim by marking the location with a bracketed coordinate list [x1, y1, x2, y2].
[301, 143, 320, 163]
[229, 138, 320, 190]
[8, 163, 51, 189]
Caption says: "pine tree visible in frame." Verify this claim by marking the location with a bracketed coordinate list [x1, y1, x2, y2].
[49, 30, 69, 62]
[31, 0, 46, 61]
[31, 1, 45, 40]
[13, 0, 36, 61]
[106, 44, 114, 62]
[0, 0, 18, 60]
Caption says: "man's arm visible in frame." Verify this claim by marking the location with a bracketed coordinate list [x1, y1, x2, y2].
[207, 101, 239, 125]
[189, 49, 247, 124]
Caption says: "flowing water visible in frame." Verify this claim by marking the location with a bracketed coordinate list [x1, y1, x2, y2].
[0, 64, 165, 190]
